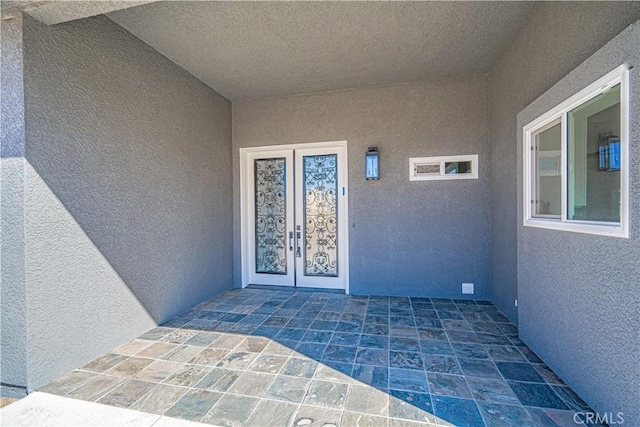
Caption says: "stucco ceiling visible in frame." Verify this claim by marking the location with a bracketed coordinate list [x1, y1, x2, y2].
[108, 1, 536, 101]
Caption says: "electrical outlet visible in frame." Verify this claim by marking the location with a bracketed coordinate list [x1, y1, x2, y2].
[462, 283, 474, 294]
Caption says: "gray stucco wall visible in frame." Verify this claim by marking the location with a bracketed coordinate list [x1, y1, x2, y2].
[516, 22, 640, 424]
[489, 1, 640, 323]
[21, 15, 233, 389]
[1, 13, 28, 390]
[233, 75, 491, 299]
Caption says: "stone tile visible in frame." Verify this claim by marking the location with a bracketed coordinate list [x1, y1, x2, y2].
[336, 321, 362, 333]
[415, 318, 443, 329]
[355, 348, 388, 366]
[81, 354, 128, 373]
[302, 330, 333, 344]
[164, 364, 211, 387]
[466, 377, 520, 405]
[184, 332, 220, 347]
[139, 327, 173, 341]
[248, 354, 288, 374]
[359, 334, 389, 349]
[314, 363, 353, 383]
[477, 332, 511, 346]
[420, 339, 454, 356]
[478, 402, 536, 427]
[281, 357, 318, 378]
[441, 320, 473, 331]
[445, 330, 480, 343]
[262, 341, 293, 356]
[432, 395, 484, 427]
[165, 389, 222, 421]
[251, 325, 282, 338]
[303, 380, 348, 410]
[219, 313, 247, 323]
[388, 390, 436, 423]
[363, 324, 390, 335]
[135, 360, 183, 382]
[388, 418, 437, 427]
[457, 358, 501, 379]
[390, 337, 420, 352]
[508, 381, 569, 410]
[234, 336, 270, 353]
[342, 412, 388, 427]
[345, 384, 389, 416]
[417, 328, 448, 341]
[227, 371, 275, 397]
[275, 327, 307, 341]
[162, 345, 204, 363]
[245, 399, 298, 427]
[426, 373, 472, 399]
[265, 375, 310, 402]
[496, 361, 545, 382]
[286, 317, 314, 329]
[194, 368, 239, 392]
[293, 405, 343, 427]
[323, 345, 358, 364]
[216, 351, 257, 370]
[201, 394, 259, 426]
[97, 379, 156, 408]
[451, 342, 489, 360]
[188, 348, 229, 366]
[329, 332, 360, 346]
[390, 326, 419, 338]
[66, 375, 125, 401]
[263, 316, 290, 327]
[111, 339, 152, 356]
[390, 350, 424, 370]
[210, 334, 244, 350]
[310, 320, 338, 331]
[135, 342, 178, 359]
[517, 345, 545, 364]
[422, 355, 462, 375]
[551, 386, 591, 412]
[526, 407, 586, 427]
[388, 368, 429, 393]
[533, 364, 564, 385]
[129, 384, 188, 415]
[295, 342, 328, 360]
[108, 357, 154, 378]
[351, 364, 388, 389]
[161, 330, 198, 344]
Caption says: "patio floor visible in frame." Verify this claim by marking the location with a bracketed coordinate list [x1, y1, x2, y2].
[37, 288, 593, 426]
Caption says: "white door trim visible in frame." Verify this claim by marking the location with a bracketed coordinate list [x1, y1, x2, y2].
[240, 140, 349, 293]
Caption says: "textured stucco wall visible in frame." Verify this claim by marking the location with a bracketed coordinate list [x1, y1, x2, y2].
[22, 15, 233, 389]
[516, 22, 640, 424]
[489, 1, 640, 323]
[233, 75, 491, 299]
[0, 13, 28, 390]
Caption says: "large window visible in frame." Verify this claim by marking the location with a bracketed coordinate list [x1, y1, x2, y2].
[524, 65, 629, 238]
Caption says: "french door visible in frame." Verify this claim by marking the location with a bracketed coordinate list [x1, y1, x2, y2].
[242, 142, 348, 290]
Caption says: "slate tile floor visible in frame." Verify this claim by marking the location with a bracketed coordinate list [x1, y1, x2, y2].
[39, 289, 595, 426]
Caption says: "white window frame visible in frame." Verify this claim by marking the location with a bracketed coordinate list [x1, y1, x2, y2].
[523, 64, 629, 238]
[409, 154, 478, 181]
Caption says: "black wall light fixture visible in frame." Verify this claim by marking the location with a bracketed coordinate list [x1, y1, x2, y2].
[365, 146, 379, 180]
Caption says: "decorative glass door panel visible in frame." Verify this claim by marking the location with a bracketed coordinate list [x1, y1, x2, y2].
[254, 158, 287, 274]
[303, 154, 338, 277]
[244, 144, 347, 290]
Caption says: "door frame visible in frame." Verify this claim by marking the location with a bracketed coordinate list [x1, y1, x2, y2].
[240, 140, 350, 293]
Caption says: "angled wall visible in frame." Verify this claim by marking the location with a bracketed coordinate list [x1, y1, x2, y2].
[21, 15, 233, 389]
[516, 22, 640, 425]
[489, 1, 640, 323]
[233, 75, 491, 299]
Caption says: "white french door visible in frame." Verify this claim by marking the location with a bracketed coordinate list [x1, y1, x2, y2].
[241, 142, 348, 291]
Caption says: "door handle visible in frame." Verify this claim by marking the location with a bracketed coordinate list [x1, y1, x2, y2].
[288, 232, 294, 251]
[296, 229, 302, 258]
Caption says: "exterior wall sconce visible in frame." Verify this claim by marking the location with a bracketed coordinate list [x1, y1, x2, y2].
[365, 146, 379, 180]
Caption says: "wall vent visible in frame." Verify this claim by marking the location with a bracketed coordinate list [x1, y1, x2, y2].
[410, 155, 478, 181]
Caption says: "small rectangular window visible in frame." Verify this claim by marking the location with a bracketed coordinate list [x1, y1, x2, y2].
[410, 155, 478, 181]
[523, 65, 629, 238]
